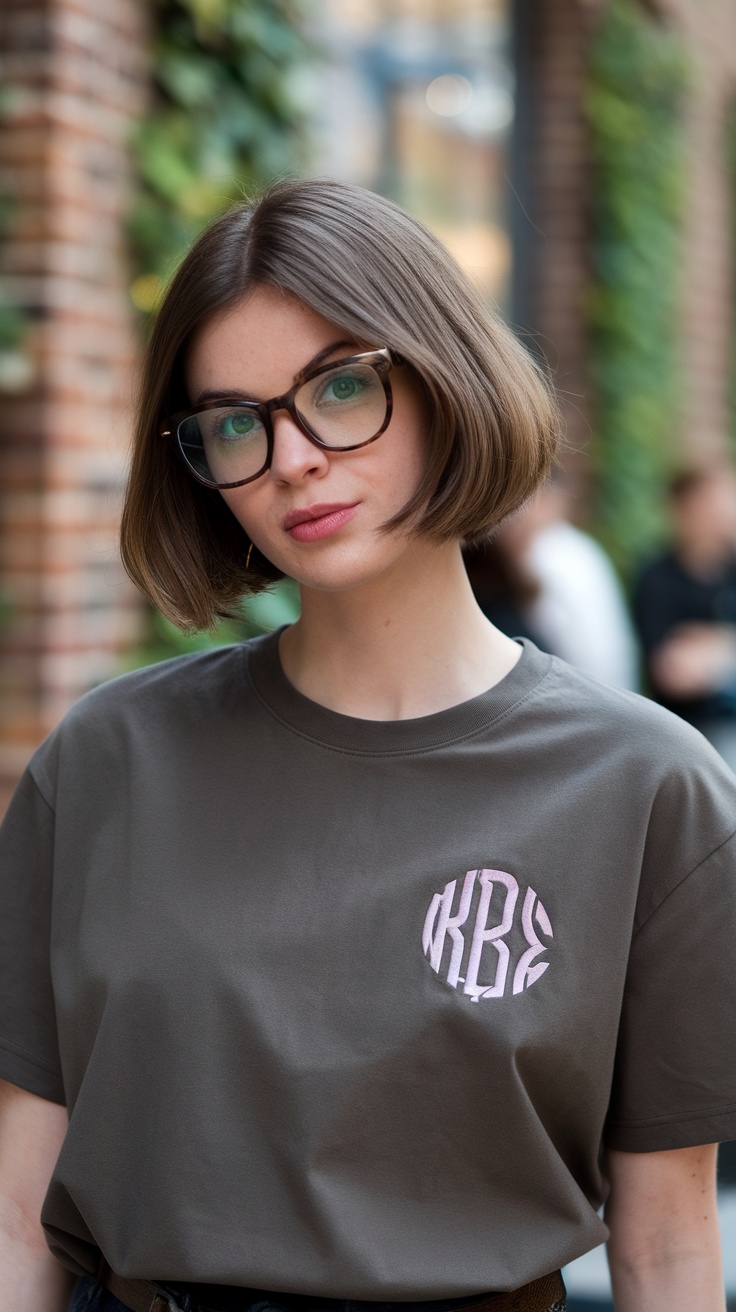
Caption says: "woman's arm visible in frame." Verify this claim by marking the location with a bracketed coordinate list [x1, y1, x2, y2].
[0, 1077, 75, 1311]
[605, 1143, 725, 1311]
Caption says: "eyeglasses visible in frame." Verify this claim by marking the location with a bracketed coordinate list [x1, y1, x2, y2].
[161, 347, 400, 490]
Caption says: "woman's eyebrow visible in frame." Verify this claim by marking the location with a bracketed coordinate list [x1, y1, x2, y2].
[194, 386, 259, 405]
[193, 339, 357, 406]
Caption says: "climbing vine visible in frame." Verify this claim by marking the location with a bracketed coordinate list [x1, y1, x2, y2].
[129, 0, 313, 315]
[586, 0, 689, 577]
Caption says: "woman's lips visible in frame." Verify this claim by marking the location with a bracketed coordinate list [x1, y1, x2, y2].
[285, 503, 360, 542]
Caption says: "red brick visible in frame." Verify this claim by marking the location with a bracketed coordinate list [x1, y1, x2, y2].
[0, 0, 148, 809]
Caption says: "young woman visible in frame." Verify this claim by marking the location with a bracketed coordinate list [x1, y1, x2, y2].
[0, 180, 734, 1312]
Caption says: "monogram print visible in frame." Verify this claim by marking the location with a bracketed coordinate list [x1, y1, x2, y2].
[422, 869, 553, 1000]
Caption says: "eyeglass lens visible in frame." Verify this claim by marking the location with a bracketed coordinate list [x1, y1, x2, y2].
[177, 360, 388, 486]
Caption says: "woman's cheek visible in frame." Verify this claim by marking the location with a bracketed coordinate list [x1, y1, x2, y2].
[220, 489, 261, 540]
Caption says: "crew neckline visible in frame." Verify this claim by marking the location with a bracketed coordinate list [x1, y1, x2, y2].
[245, 629, 552, 755]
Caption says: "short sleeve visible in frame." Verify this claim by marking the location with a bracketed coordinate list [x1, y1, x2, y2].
[0, 767, 65, 1104]
[605, 830, 736, 1151]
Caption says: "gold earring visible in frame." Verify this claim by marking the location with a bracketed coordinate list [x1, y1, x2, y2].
[246, 542, 254, 570]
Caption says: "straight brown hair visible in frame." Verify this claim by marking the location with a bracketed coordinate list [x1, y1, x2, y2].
[121, 178, 559, 630]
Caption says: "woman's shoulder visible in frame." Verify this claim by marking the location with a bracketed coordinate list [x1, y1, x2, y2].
[65, 642, 250, 724]
[536, 646, 729, 770]
[527, 652, 736, 894]
[537, 645, 687, 729]
[537, 648, 736, 814]
[26, 641, 260, 798]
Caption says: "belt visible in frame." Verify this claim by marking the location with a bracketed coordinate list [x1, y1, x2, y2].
[97, 1266, 565, 1312]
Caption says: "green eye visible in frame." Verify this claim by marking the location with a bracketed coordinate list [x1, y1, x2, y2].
[301, 364, 382, 428]
[328, 375, 360, 400]
[208, 409, 263, 443]
[221, 411, 256, 437]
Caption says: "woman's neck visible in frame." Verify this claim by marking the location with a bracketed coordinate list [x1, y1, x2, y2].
[278, 541, 521, 721]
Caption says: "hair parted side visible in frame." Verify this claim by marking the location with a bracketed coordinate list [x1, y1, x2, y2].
[121, 177, 560, 631]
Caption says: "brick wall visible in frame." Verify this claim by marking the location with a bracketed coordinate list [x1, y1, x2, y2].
[0, 0, 148, 814]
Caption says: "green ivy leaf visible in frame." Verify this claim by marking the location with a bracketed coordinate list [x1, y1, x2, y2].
[585, 0, 689, 577]
[129, 0, 313, 286]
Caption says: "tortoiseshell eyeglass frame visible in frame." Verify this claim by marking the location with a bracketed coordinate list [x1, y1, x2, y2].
[160, 347, 403, 491]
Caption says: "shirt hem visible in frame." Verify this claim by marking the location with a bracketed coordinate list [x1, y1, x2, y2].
[0, 1037, 65, 1104]
[604, 1105, 736, 1152]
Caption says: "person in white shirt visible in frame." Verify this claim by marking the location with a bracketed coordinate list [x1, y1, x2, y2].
[493, 479, 640, 691]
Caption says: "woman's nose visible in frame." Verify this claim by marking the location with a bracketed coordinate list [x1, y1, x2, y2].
[269, 409, 330, 482]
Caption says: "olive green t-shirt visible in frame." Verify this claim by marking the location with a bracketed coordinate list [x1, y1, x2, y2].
[2, 634, 736, 1295]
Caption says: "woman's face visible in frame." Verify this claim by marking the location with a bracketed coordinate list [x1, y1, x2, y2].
[186, 285, 430, 593]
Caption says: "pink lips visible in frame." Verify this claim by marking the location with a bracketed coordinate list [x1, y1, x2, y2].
[283, 502, 360, 542]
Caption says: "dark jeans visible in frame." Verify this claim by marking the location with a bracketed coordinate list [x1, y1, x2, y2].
[68, 1276, 566, 1312]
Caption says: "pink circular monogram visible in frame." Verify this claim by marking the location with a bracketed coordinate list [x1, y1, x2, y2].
[422, 869, 554, 1000]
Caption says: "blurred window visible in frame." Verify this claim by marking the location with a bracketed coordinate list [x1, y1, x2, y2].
[307, 0, 513, 308]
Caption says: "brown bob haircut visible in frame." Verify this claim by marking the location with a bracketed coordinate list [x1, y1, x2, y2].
[121, 178, 559, 631]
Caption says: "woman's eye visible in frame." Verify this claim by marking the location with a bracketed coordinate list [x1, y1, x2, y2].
[216, 410, 259, 439]
[320, 373, 365, 403]
[330, 375, 360, 400]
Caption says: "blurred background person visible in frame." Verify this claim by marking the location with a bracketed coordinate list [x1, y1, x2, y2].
[466, 479, 640, 690]
[633, 463, 736, 767]
[462, 539, 545, 647]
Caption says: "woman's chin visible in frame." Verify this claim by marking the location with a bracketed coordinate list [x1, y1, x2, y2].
[279, 546, 410, 595]
[290, 564, 389, 595]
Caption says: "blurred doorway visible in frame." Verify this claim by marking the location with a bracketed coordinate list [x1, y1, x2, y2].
[308, 0, 513, 309]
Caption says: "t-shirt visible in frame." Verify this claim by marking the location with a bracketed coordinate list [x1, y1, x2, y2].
[2, 633, 736, 1296]
[633, 549, 736, 724]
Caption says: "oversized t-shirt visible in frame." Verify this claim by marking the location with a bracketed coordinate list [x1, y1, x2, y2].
[2, 634, 736, 1296]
